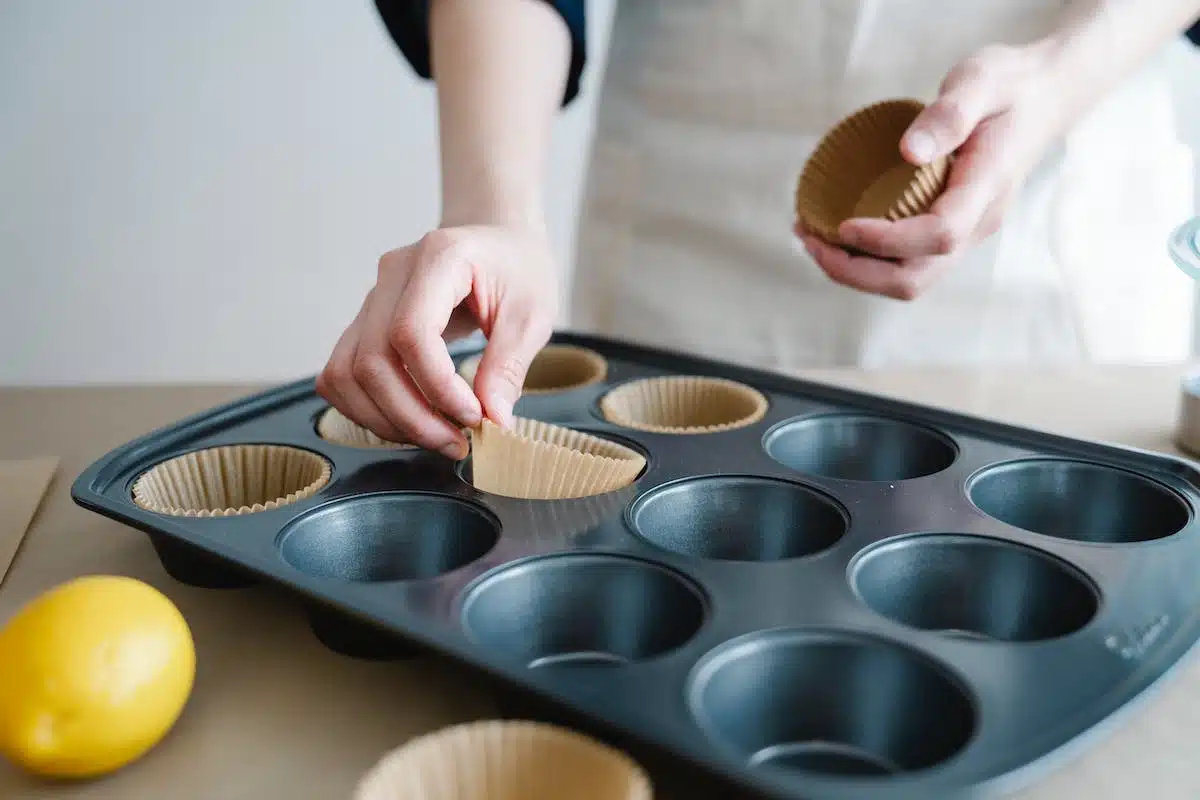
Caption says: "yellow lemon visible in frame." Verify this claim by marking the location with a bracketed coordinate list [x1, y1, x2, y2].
[0, 575, 195, 779]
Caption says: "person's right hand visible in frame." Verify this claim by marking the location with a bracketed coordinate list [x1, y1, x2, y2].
[317, 223, 558, 460]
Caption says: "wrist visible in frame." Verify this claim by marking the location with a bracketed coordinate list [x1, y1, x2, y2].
[439, 189, 547, 234]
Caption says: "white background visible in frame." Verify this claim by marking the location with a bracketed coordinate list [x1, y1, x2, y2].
[3, 0, 1200, 386]
[1, 0, 617, 385]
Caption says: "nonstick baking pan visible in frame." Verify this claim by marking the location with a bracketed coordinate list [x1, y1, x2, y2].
[71, 332, 1200, 799]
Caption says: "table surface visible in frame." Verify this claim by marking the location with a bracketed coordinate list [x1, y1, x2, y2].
[3, 365, 1200, 799]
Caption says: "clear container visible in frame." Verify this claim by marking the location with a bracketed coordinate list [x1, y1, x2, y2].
[1168, 216, 1200, 280]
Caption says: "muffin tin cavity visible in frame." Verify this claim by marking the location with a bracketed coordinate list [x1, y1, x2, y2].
[764, 413, 957, 481]
[689, 630, 975, 777]
[851, 535, 1098, 642]
[132, 444, 331, 517]
[629, 476, 847, 562]
[461, 554, 706, 668]
[599, 375, 768, 434]
[277, 493, 499, 583]
[968, 458, 1190, 543]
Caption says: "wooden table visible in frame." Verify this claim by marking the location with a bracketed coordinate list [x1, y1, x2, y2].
[2, 366, 1199, 798]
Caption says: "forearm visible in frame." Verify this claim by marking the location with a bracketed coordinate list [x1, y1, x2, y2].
[1038, 0, 1200, 129]
[429, 0, 571, 231]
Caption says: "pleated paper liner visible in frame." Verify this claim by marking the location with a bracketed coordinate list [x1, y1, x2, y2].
[468, 417, 645, 500]
[599, 376, 768, 434]
[316, 406, 417, 450]
[353, 720, 653, 800]
[795, 98, 952, 246]
[131, 444, 331, 517]
[458, 344, 608, 395]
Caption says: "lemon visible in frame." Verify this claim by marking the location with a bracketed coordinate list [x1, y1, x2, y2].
[0, 575, 196, 779]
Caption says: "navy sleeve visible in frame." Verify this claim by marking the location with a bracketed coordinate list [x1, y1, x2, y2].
[372, 0, 587, 107]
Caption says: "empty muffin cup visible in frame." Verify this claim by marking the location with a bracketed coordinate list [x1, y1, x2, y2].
[459, 344, 608, 395]
[316, 406, 416, 449]
[462, 554, 706, 668]
[353, 719, 653, 800]
[795, 98, 951, 246]
[852, 535, 1098, 642]
[469, 418, 646, 500]
[764, 413, 957, 481]
[630, 476, 847, 562]
[277, 493, 500, 583]
[690, 630, 975, 777]
[968, 458, 1190, 543]
[131, 444, 331, 517]
[599, 376, 768, 435]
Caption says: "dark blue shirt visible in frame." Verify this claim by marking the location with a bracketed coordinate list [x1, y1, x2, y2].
[373, 1, 1198, 110]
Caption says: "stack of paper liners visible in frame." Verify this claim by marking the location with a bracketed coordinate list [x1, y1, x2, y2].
[469, 418, 645, 500]
[353, 720, 653, 800]
[132, 444, 331, 517]
[459, 344, 608, 395]
[600, 375, 768, 434]
[795, 98, 951, 246]
[316, 406, 417, 450]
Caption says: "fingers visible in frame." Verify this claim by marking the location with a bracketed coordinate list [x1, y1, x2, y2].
[838, 215, 961, 261]
[389, 235, 484, 429]
[901, 51, 1010, 165]
[473, 301, 553, 428]
[798, 231, 943, 302]
[355, 278, 471, 459]
[317, 300, 409, 443]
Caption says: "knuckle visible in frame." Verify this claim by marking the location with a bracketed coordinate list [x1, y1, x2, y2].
[933, 224, 962, 255]
[935, 98, 971, 138]
[416, 229, 459, 262]
[496, 355, 528, 391]
[351, 353, 390, 388]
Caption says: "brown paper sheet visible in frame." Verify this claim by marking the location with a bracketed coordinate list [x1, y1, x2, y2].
[0, 457, 58, 586]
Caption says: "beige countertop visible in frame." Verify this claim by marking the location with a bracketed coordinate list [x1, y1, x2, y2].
[2, 365, 1199, 799]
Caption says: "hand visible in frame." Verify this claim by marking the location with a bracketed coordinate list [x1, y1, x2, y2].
[795, 41, 1061, 301]
[317, 224, 558, 459]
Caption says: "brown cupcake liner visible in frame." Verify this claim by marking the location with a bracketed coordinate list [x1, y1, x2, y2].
[795, 98, 952, 246]
[599, 375, 768, 434]
[132, 444, 331, 517]
[468, 417, 645, 500]
[316, 406, 417, 450]
[459, 344, 608, 396]
[353, 720, 653, 800]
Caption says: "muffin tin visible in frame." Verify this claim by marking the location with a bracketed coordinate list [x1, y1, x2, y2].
[71, 332, 1200, 799]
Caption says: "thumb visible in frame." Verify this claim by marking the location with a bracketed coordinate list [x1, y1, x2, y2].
[902, 53, 1010, 165]
[473, 304, 551, 428]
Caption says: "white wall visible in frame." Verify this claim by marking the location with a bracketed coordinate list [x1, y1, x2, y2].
[0, 0, 616, 385]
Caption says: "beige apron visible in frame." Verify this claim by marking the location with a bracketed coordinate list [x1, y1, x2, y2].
[566, 0, 1196, 370]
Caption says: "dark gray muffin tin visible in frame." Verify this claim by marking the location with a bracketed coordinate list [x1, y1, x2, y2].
[71, 332, 1200, 799]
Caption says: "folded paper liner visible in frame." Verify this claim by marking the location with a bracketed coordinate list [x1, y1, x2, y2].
[600, 375, 769, 434]
[353, 719, 653, 800]
[317, 407, 417, 449]
[459, 344, 608, 395]
[0, 457, 58, 587]
[795, 97, 951, 246]
[132, 444, 331, 517]
[469, 418, 645, 500]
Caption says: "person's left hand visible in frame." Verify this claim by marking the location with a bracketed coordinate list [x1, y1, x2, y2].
[795, 41, 1063, 301]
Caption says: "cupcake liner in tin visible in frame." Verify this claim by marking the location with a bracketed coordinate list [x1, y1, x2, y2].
[459, 344, 608, 395]
[316, 407, 417, 450]
[795, 98, 951, 245]
[132, 444, 331, 517]
[599, 375, 768, 434]
[353, 720, 653, 800]
[469, 418, 645, 500]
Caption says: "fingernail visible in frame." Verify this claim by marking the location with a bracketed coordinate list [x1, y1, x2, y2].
[487, 393, 514, 428]
[905, 130, 936, 163]
[440, 439, 467, 461]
